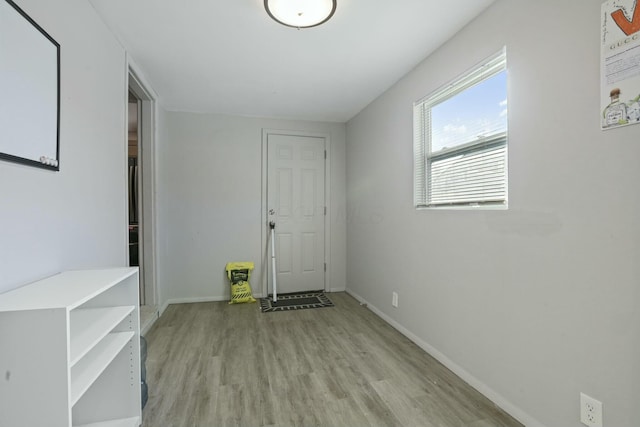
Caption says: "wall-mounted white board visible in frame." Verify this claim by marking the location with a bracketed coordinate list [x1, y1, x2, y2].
[0, 0, 60, 170]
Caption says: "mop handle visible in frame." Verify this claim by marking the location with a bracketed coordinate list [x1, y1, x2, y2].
[269, 221, 277, 302]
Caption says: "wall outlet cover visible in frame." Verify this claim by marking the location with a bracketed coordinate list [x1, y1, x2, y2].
[580, 392, 603, 427]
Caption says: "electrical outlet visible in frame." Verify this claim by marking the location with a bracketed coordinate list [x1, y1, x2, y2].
[580, 393, 603, 427]
[392, 292, 398, 308]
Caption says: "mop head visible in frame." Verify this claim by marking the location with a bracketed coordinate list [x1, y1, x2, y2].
[226, 262, 256, 304]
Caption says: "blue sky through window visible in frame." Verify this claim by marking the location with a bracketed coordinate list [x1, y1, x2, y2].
[431, 70, 507, 152]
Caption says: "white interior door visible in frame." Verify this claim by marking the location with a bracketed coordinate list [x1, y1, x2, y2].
[267, 133, 326, 294]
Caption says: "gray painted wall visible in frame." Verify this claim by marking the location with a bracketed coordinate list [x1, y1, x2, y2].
[157, 112, 346, 307]
[346, 1, 639, 426]
[0, 0, 127, 293]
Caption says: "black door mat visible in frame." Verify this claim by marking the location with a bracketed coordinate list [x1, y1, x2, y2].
[260, 291, 334, 312]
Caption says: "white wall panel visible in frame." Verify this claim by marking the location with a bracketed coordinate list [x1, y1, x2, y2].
[0, 0, 127, 293]
[158, 113, 346, 301]
[346, 1, 639, 426]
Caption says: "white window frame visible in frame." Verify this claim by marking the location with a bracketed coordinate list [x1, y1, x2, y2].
[414, 49, 508, 209]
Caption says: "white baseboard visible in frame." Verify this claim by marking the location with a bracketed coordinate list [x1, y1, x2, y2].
[140, 306, 160, 336]
[329, 287, 346, 292]
[141, 323, 154, 336]
[159, 296, 228, 316]
[345, 288, 546, 427]
[158, 294, 265, 317]
[168, 296, 229, 304]
[159, 300, 170, 317]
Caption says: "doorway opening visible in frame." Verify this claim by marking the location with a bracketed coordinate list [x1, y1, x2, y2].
[128, 70, 158, 334]
[128, 90, 141, 290]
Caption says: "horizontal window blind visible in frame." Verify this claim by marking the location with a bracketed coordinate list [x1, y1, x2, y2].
[428, 137, 506, 206]
[413, 103, 427, 205]
[414, 48, 507, 208]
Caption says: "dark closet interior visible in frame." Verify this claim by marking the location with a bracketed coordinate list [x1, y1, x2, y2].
[128, 92, 139, 268]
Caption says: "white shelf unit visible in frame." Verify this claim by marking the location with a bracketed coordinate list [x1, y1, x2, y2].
[0, 268, 142, 427]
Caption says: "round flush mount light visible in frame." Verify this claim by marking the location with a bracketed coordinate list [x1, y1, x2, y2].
[264, 0, 337, 29]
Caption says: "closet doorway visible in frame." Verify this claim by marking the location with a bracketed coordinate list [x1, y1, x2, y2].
[128, 90, 143, 299]
[128, 70, 158, 333]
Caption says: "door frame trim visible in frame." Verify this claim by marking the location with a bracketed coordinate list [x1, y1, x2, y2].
[261, 129, 332, 298]
[126, 55, 159, 309]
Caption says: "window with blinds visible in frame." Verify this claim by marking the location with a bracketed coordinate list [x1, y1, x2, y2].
[414, 49, 508, 208]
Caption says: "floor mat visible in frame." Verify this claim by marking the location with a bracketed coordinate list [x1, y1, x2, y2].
[260, 291, 334, 312]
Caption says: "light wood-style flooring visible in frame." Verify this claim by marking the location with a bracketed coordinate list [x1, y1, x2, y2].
[142, 292, 523, 427]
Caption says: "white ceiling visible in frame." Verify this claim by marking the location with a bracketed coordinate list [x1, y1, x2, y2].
[89, 0, 495, 122]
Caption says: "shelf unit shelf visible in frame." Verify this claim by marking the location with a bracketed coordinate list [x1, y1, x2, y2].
[0, 268, 141, 427]
[71, 331, 135, 405]
[74, 416, 141, 427]
[70, 306, 135, 366]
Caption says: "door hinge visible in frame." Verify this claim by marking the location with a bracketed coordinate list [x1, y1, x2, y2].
[324, 150, 327, 159]
[324, 206, 327, 215]
[324, 263, 327, 272]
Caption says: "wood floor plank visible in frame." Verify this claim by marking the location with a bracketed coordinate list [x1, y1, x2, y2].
[370, 379, 439, 427]
[142, 293, 523, 427]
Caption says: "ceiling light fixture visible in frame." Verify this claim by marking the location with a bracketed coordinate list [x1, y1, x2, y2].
[264, 0, 337, 29]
